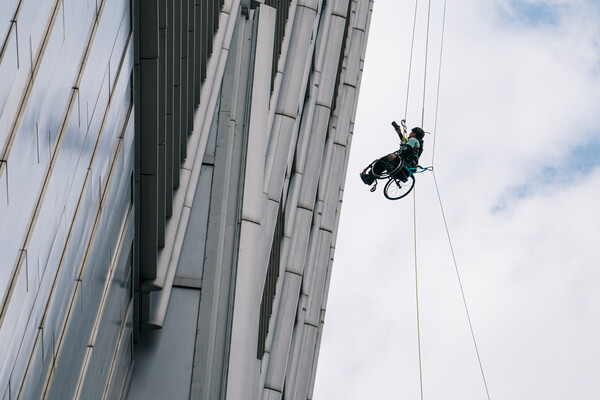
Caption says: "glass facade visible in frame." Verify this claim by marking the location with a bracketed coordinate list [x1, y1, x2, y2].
[0, 0, 134, 398]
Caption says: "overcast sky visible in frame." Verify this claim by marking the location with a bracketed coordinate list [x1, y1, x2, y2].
[314, 0, 600, 399]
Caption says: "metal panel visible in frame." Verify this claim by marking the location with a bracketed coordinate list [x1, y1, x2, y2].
[16, 328, 46, 400]
[0, 0, 98, 302]
[264, 113, 296, 200]
[225, 220, 265, 399]
[0, 0, 72, 155]
[187, 20, 246, 392]
[16, 0, 129, 371]
[305, 230, 332, 326]
[343, 28, 364, 87]
[138, 0, 240, 331]
[263, 388, 282, 400]
[319, 143, 345, 231]
[18, 0, 58, 69]
[0, 0, 19, 40]
[314, 14, 345, 105]
[0, 162, 7, 221]
[0, 1, 134, 397]
[138, 57, 159, 175]
[138, 173, 158, 273]
[180, 0, 189, 161]
[0, 255, 27, 389]
[275, 4, 317, 117]
[127, 288, 200, 400]
[3, 215, 64, 392]
[297, 105, 329, 209]
[79, 225, 133, 400]
[104, 303, 134, 400]
[207, 0, 215, 55]
[263, 271, 302, 392]
[137, 0, 160, 279]
[174, 164, 212, 286]
[284, 207, 312, 276]
[263, 0, 291, 92]
[197, 0, 207, 84]
[172, 0, 181, 178]
[47, 125, 133, 398]
[286, 323, 318, 400]
[244, 4, 275, 223]
[158, 0, 169, 223]
[333, 82, 356, 144]
[165, 0, 175, 203]
[0, 26, 18, 148]
[186, 0, 195, 131]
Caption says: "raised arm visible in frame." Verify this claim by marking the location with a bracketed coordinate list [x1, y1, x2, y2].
[391, 120, 407, 143]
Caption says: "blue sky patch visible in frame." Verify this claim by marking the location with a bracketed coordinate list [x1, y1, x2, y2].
[568, 139, 600, 173]
[492, 135, 600, 213]
[501, 1, 562, 27]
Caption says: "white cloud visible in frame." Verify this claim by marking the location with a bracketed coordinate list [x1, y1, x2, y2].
[315, 0, 600, 399]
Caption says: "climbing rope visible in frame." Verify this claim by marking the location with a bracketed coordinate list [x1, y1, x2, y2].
[406, 0, 435, 398]
[405, 0, 425, 398]
[427, 0, 492, 398]
[412, 187, 424, 400]
[431, 173, 492, 400]
[431, 0, 447, 166]
[404, 0, 420, 121]
[420, 0, 432, 128]
[405, 0, 435, 397]
[405, 0, 492, 397]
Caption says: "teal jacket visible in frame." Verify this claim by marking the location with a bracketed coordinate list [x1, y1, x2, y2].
[403, 137, 421, 167]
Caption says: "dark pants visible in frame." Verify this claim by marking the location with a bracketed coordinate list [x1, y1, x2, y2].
[372, 154, 401, 176]
[361, 152, 416, 186]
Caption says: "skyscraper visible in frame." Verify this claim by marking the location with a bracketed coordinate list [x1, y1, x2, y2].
[0, 0, 371, 399]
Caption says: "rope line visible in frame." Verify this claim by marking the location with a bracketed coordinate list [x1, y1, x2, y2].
[421, 0, 432, 127]
[404, 0, 420, 120]
[427, 1, 491, 398]
[431, 0, 447, 166]
[413, 188, 424, 400]
[405, 1, 425, 399]
[405, 1, 491, 399]
[431, 172, 492, 400]
[406, 0, 432, 398]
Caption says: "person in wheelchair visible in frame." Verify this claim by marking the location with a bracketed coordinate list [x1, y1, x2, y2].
[361, 126, 425, 185]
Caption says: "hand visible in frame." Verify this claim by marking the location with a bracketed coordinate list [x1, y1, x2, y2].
[387, 153, 398, 161]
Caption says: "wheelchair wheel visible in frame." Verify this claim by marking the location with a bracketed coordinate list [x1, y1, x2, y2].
[371, 156, 403, 179]
[384, 175, 415, 200]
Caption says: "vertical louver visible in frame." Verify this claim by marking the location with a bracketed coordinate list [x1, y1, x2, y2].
[258, 199, 285, 359]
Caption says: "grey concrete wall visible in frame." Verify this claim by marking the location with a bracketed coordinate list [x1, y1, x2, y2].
[127, 1, 372, 399]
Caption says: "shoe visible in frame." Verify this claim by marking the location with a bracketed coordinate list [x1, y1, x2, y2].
[360, 172, 375, 185]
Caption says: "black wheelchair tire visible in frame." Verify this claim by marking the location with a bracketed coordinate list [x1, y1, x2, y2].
[384, 175, 415, 200]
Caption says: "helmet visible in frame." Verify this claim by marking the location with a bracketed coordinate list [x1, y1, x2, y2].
[411, 127, 425, 140]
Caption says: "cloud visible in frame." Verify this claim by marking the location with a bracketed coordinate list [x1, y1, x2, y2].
[315, 1, 600, 399]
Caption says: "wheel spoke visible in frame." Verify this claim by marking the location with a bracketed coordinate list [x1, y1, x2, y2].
[384, 175, 415, 200]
